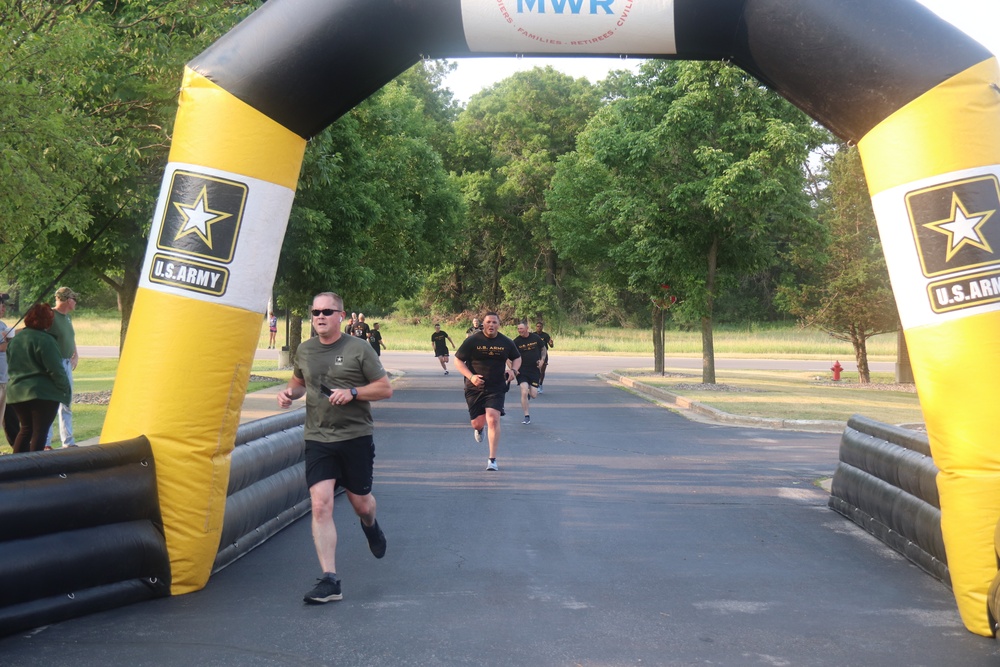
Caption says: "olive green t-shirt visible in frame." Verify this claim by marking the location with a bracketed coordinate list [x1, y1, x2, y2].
[49, 310, 76, 359]
[293, 333, 387, 443]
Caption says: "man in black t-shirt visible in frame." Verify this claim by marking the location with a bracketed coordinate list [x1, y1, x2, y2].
[465, 317, 482, 337]
[431, 324, 455, 374]
[514, 322, 547, 424]
[352, 313, 371, 340]
[368, 323, 385, 356]
[454, 312, 520, 471]
[534, 321, 554, 392]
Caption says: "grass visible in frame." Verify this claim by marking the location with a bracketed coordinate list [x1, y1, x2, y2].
[71, 310, 898, 360]
[257, 317, 897, 359]
[626, 368, 923, 425]
[0, 312, 907, 454]
[0, 359, 288, 454]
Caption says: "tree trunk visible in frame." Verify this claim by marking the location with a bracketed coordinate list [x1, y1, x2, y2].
[851, 324, 871, 384]
[701, 236, 719, 384]
[652, 305, 664, 374]
[117, 265, 139, 353]
[98, 263, 140, 354]
[289, 315, 303, 359]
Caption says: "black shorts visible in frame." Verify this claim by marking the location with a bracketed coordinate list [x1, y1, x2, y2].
[305, 435, 375, 495]
[464, 384, 507, 419]
[516, 372, 540, 388]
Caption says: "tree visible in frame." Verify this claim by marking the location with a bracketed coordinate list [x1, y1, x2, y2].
[547, 61, 823, 381]
[276, 67, 464, 353]
[1, 0, 259, 348]
[435, 66, 601, 321]
[777, 145, 898, 383]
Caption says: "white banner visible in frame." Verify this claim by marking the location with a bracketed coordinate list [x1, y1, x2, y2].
[461, 0, 676, 54]
[871, 165, 1000, 329]
[138, 162, 294, 313]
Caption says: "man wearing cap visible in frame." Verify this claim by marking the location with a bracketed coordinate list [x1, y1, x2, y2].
[0, 293, 12, 442]
[47, 287, 79, 448]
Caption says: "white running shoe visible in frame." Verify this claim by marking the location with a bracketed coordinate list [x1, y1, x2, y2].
[474, 429, 483, 443]
[486, 459, 498, 471]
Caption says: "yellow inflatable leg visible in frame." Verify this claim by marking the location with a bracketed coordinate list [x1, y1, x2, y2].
[860, 57, 1000, 636]
[101, 68, 305, 593]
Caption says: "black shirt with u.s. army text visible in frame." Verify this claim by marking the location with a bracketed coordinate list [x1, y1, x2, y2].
[514, 333, 546, 379]
[455, 331, 520, 392]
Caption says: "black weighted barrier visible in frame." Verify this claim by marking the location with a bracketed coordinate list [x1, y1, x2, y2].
[0, 438, 170, 638]
[828, 415, 947, 584]
[214, 409, 310, 572]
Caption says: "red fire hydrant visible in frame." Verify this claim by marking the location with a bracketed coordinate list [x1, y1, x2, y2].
[831, 361, 843, 382]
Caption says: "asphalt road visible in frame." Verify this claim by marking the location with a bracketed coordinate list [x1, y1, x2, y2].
[2, 356, 994, 665]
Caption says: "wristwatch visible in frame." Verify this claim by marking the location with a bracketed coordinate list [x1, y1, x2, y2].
[350, 387, 358, 399]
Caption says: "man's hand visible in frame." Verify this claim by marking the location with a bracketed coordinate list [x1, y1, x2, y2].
[276, 388, 295, 409]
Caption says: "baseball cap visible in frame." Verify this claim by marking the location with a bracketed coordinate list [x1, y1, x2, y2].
[55, 286, 79, 302]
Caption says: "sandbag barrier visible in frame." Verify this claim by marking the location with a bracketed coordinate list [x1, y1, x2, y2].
[0, 438, 170, 638]
[828, 415, 947, 583]
[213, 408, 309, 572]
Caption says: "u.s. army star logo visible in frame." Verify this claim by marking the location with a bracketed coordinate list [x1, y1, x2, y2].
[905, 175, 1000, 277]
[156, 170, 247, 263]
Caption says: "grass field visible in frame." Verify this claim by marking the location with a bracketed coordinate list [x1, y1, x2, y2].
[72, 310, 898, 360]
[0, 359, 291, 454]
[624, 369, 923, 425]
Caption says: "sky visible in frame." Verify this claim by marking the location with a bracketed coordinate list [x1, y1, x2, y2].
[443, 0, 1000, 103]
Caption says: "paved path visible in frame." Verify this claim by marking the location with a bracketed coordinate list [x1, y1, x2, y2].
[3, 360, 996, 665]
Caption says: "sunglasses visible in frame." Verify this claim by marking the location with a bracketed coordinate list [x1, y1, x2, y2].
[311, 308, 341, 317]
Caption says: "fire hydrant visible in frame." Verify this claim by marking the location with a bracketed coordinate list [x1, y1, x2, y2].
[831, 361, 843, 382]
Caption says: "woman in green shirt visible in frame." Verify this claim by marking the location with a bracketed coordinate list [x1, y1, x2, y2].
[7, 303, 71, 453]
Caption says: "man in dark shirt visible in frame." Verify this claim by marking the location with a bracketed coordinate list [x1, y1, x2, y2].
[431, 324, 455, 375]
[534, 321, 554, 392]
[352, 313, 371, 340]
[454, 312, 520, 471]
[465, 317, 483, 337]
[514, 322, 547, 424]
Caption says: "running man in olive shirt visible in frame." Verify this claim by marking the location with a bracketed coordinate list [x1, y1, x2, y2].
[277, 292, 392, 604]
[454, 312, 520, 471]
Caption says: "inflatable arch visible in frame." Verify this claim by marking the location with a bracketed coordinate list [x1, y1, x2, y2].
[99, 0, 1000, 635]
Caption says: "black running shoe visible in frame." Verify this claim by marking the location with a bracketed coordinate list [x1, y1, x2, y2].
[362, 519, 387, 559]
[522, 416, 530, 424]
[304, 574, 342, 603]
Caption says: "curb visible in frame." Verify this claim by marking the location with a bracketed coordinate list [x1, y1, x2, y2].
[600, 372, 846, 433]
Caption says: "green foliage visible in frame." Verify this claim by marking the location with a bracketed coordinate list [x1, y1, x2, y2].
[776, 145, 898, 381]
[276, 65, 464, 317]
[546, 61, 826, 379]
[0, 0, 260, 344]
[432, 66, 602, 320]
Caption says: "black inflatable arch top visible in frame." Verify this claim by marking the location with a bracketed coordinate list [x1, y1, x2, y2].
[190, 0, 990, 142]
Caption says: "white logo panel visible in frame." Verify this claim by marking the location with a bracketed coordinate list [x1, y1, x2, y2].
[872, 165, 1000, 329]
[461, 0, 676, 54]
[139, 162, 295, 313]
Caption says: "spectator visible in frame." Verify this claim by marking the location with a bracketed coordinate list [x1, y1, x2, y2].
[0, 293, 12, 442]
[7, 303, 71, 453]
[268, 311, 278, 349]
[46, 286, 78, 448]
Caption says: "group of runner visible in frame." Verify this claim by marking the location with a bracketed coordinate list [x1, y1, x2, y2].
[276, 297, 555, 604]
[433, 315, 555, 471]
